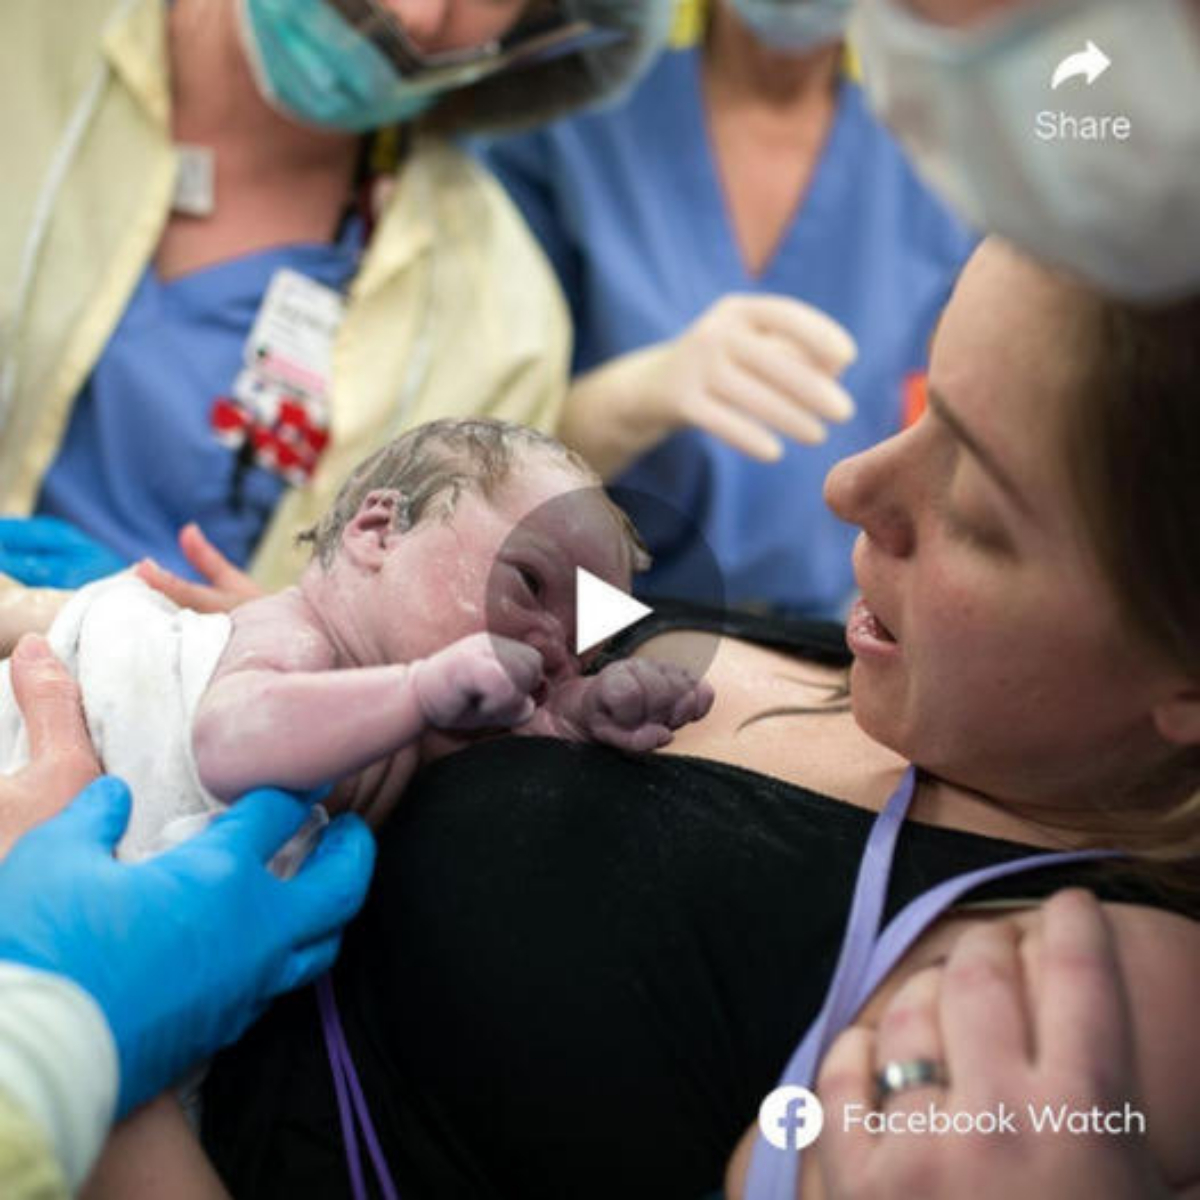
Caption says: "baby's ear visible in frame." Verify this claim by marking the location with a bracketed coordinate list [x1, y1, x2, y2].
[341, 489, 407, 570]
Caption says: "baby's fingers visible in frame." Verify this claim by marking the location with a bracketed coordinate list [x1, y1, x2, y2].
[670, 678, 715, 728]
[592, 719, 672, 753]
[597, 666, 650, 728]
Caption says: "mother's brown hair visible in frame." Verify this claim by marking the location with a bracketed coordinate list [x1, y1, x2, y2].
[1065, 289, 1200, 885]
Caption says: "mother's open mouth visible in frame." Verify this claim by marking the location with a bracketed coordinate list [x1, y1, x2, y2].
[846, 597, 899, 657]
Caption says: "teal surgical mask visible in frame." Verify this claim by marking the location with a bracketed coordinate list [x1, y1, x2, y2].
[237, 0, 437, 131]
[731, 0, 851, 51]
[237, 0, 626, 135]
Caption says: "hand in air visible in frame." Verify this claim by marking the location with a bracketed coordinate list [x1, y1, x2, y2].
[136, 523, 264, 614]
[561, 293, 858, 478]
[412, 633, 544, 732]
[578, 658, 714, 752]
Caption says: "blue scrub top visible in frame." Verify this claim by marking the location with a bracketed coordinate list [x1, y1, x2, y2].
[479, 50, 976, 617]
[36, 225, 362, 578]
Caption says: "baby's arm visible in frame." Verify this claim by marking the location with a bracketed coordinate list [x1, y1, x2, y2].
[193, 594, 543, 802]
[526, 658, 714, 752]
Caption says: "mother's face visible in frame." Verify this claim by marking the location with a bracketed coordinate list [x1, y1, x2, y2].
[825, 242, 1177, 805]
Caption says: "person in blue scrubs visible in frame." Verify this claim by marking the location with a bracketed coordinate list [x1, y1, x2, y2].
[0, 1, 670, 596]
[37, 227, 365, 579]
[479, 0, 976, 617]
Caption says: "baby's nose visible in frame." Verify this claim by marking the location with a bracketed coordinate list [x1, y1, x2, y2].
[525, 623, 571, 678]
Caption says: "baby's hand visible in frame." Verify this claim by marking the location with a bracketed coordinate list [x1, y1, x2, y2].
[578, 659, 714, 752]
[412, 633, 544, 732]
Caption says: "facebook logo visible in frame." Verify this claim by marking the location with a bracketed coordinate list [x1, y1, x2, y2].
[758, 1086, 825, 1151]
[779, 1096, 809, 1148]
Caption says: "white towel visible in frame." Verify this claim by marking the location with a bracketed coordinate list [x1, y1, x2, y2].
[0, 573, 233, 861]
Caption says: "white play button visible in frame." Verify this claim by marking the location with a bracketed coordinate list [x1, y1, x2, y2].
[575, 568, 653, 655]
[485, 486, 721, 686]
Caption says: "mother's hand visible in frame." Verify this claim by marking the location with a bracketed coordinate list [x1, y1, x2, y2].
[0, 635, 100, 858]
[136, 523, 264, 614]
[814, 890, 1170, 1200]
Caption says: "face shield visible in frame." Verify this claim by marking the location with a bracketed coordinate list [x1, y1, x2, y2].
[321, 0, 627, 95]
[238, 0, 630, 132]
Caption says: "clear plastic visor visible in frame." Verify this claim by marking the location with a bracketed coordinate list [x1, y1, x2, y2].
[323, 0, 627, 92]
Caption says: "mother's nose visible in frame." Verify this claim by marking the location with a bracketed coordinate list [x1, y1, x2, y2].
[824, 438, 915, 559]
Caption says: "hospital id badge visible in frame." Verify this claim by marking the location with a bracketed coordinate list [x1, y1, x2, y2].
[214, 270, 344, 486]
[245, 268, 345, 397]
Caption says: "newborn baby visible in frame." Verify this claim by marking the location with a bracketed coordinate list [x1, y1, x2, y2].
[0, 419, 712, 857]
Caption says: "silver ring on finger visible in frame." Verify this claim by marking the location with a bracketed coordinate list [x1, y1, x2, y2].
[875, 1058, 949, 1105]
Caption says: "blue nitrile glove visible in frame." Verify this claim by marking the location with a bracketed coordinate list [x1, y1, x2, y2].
[0, 776, 375, 1115]
[0, 516, 128, 588]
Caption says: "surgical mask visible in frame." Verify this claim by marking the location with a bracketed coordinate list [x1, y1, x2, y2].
[237, 0, 626, 135]
[731, 0, 851, 51]
[237, 0, 435, 131]
[853, 0, 1200, 301]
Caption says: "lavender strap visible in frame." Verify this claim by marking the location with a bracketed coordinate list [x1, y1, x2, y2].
[327, 981, 399, 1200]
[319, 977, 367, 1200]
[317, 974, 401, 1200]
[743, 769, 918, 1200]
[846, 845, 1119, 1030]
[815, 768, 915, 1055]
[745, 770, 1118, 1200]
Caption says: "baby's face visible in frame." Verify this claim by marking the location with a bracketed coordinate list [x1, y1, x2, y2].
[373, 456, 632, 679]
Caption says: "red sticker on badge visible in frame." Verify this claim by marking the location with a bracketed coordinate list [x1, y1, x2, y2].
[211, 394, 330, 486]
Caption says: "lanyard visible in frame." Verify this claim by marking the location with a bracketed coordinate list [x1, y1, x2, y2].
[316, 766, 1116, 1200]
[744, 766, 1117, 1200]
[318, 973, 401, 1200]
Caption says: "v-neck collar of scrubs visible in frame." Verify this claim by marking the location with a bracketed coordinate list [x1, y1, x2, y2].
[150, 225, 363, 304]
[37, 217, 364, 575]
[685, 49, 858, 288]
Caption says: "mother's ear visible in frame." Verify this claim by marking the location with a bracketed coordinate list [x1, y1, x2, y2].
[340, 488, 408, 571]
[1153, 686, 1200, 748]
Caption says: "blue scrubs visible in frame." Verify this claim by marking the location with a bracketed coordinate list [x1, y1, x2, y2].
[36, 226, 361, 578]
[479, 50, 976, 616]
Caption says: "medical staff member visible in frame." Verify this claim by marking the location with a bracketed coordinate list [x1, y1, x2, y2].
[851, 0, 1200, 300]
[0, 636, 375, 1199]
[0, 0, 669, 598]
[479, 0, 975, 616]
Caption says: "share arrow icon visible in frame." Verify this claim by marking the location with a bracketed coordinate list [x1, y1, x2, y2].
[575, 568, 653, 655]
[1051, 41, 1111, 89]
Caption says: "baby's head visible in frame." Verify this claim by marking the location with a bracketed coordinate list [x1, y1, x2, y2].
[300, 419, 649, 670]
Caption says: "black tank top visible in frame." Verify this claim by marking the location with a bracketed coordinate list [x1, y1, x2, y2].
[203, 611, 1193, 1200]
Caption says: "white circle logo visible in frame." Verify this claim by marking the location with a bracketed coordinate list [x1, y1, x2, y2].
[758, 1086, 825, 1151]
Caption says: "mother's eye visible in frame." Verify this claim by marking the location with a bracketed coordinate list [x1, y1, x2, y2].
[943, 506, 1013, 556]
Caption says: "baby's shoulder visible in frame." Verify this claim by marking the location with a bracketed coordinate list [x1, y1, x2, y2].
[223, 588, 337, 672]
